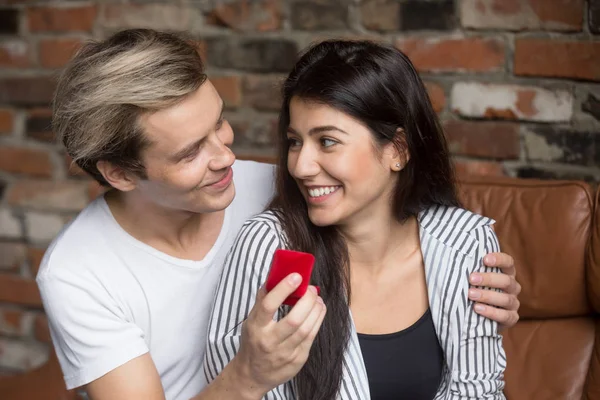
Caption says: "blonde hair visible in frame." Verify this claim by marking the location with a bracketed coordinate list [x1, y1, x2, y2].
[53, 29, 207, 186]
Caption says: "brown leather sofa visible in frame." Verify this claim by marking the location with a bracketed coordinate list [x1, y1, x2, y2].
[459, 176, 599, 400]
[1, 172, 598, 399]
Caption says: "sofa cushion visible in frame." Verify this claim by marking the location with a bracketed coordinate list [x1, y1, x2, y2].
[588, 188, 600, 312]
[503, 318, 595, 400]
[458, 177, 594, 319]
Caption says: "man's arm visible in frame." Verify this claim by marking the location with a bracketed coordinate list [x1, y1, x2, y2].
[85, 354, 164, 400]
[83, 354, 257, 400]
[84, 273, 324, 400]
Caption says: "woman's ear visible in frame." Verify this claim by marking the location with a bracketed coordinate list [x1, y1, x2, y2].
[389, 128, 410, 171]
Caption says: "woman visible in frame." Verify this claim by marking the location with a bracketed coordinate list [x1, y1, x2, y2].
[205, 40, 507, 399]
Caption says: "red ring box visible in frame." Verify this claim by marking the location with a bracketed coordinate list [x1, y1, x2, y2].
[265, 249, 320, 306]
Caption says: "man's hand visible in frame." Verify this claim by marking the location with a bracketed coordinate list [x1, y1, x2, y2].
[229, 272, 326, 399]
[468, 252, 521, 331]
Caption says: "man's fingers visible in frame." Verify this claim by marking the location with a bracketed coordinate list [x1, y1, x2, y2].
[473, 303, 519, 328]
[483, 252, 516, 276]
[253, 273, 303, 326]
[469, 288, 520, 311]
[470, 272, 521, 295]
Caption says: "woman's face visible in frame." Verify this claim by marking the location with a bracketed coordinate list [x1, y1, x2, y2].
[286, 97, 400, 228]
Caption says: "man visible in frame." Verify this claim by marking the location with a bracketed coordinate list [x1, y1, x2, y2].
[37, 29, 520, 400]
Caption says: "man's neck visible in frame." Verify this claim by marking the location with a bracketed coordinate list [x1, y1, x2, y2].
[104, 189, 225, 261]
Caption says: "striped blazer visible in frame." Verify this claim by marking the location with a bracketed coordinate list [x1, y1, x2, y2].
[203, 205, 507, 399]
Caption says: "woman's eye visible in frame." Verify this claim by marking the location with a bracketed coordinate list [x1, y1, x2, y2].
[216, 118, 225, 130]
[321, 138, 336, 147]
[287, 138, 301, 148]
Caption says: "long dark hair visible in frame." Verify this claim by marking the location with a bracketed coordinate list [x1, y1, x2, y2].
[269, 40, 460, 400]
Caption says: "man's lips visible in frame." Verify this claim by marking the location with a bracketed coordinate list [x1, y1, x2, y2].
[207, 167, 233, 189]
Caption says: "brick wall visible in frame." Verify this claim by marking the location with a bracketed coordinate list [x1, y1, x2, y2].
[0, 0, 599, 375]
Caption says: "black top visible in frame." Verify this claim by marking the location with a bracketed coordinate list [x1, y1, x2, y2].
[357, 309, 444, 400]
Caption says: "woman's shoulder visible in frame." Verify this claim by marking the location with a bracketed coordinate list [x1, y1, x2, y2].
[241, 209, 281, 229]
[418, 205, 496, 255]
[419, 204, 495, 233]
[237, 209, 288, 247]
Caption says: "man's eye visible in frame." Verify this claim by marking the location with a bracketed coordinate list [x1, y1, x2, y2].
[182, 149, 199, 162]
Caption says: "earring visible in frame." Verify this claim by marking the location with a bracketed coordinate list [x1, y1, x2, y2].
[395, 162, 401, 169]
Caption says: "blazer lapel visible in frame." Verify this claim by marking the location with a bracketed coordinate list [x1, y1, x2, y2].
[338, 314, 371, 400]
[418, 206, 479, 373]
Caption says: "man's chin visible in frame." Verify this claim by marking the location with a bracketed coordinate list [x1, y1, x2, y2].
[194, 183, 236, 213]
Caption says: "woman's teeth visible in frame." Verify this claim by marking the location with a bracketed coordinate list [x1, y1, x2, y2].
[308, 186, 340, 198]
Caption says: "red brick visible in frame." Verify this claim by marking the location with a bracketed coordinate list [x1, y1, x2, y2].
[209, 0, 281, 31]
[424, 82, 446, 113]
[444, 120, 520, 159]
[0, 242, 26, 272]
[0, 146, 53, 178]
[27, 247, 46, 276]
[0, 274, 42, 307]
[242, 74, 284, 111]
[461, 0, 584, 31]
[27, 5, 96, 32]
[34, 314, 51, 343]
[396, 37, 505, 73]
[211, 76, 242, 108]
[0, 39, 30, 68]
[454, 160, 505, 177]
[0, 109, 14, 135]
[0, 308, 27, 336]
[7, 180, 89, 211]
[528, 0, 584, 28]
[514, 39, 600, 82]
[39, 38, 82, 68]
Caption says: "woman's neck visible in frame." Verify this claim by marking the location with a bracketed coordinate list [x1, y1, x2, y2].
[340, 210, 419, 276]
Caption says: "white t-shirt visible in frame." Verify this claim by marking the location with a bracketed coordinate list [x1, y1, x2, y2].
[36, 160, 276, 400]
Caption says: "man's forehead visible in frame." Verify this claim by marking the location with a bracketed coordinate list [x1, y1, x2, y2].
[140, 83, 223, 149]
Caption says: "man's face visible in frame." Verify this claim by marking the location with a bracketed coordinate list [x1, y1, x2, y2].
[134, 80, 236, 214]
